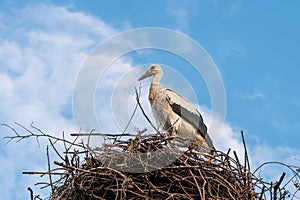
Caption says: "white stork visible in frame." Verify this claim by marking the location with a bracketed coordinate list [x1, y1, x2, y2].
[138, 64, 214, 150]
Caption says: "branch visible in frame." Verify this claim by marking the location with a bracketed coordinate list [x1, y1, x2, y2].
[122, 83, 141, 135]
[3, 123, 84, 148]
[134, 87, 162, 136]
[46, 145, 54, 194]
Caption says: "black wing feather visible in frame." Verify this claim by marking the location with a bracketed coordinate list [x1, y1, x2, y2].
[166, 92, 214, 148]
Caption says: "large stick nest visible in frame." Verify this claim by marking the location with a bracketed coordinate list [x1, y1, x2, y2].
[40, 131, 287, 200]
[3, 121, 300, 200]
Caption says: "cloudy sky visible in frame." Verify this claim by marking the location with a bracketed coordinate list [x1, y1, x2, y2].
[0, 0, 300, 199]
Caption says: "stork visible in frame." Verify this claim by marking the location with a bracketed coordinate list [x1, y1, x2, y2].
[138, 64, 214, 150]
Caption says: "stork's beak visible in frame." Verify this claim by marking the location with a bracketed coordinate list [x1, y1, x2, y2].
[138, 70, 152, 81]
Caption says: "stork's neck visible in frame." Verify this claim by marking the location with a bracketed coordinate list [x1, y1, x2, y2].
[149, 83, 159, 104]
[151, 72, 162, 83]
[149, 72, 163, 104]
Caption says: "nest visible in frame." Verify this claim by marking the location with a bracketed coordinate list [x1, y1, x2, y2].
[46, 132, 283, 200]
[3, 123, 299, 200]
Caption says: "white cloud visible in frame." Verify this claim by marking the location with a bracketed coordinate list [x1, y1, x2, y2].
[165, 0, 202, 34]
[271, 117, 300, 135]
[198, 105, 245, 159]
[0, 3, 119, 199]
[241, 91, 265, 100]
[167, 7, 189, 33]
[20, 4, 117, 38]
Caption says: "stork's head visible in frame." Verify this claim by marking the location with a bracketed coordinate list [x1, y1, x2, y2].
[138, 64, 163, 81]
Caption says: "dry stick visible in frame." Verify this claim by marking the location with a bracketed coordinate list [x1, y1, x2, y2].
[233, 151, 242, 174]
[3, 123, 84, 148]
[197, 168, 207, 199]
[253, 161, 300, 177]
[37, 182, 52, 189]
[15, 122, 42, 147]
[62, 131, 71, 167]
[189, 169, 203, 198]
[70, 149, 79, 168]
[70, 133, 138, 137]
[86, 129, 97, 147]
[114, 173, 120, 200]
[53, 161, 128, 180]
[28, 187, 34, 200]
[66, 132, 80, 152]
[134, 87, 162, 136]
[291, 189, 300, 200]
[282, 173, 298, 191]
[62, 132, 68, 153]
[270, 182, 274, 200]
[30, 127, 43, 148]
[177, 180, 192, 198]
[2, 123, 21, 144]
[126, 190, 147, 199]
[144, 175, 170, 196]
[210, 171, 237, 199]
[259, 185, 266, 200]
[241, 131, 252, 198]
[46, 145, 54, 194]
[30, 122, 45, 134]
[113, 83, 141, 145]
[274, 172, 286, 200]
[224, 148, 231, 167]
[49, 139, 65, 161]
[1, 123, 20, 136]
[23, 171, 70, 175]
[122, 83, 141, 135]
[15, 122, 35, 135]
[135, 128, 147, 141]
[241, 131, 249, 170]
[89, 193, 106, 200]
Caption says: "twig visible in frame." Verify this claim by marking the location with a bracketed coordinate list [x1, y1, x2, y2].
[28, 187, 33, 200]
[70, 133, 138, 137]
[3, 123, 84, 148]
[274, 172, 286, 200]
[48, 139, 65, 161]
[134, 87, 162, 136]
[23, 171, 71, 175]
[122, 83, 141, 135]
[46, 146, 54, 194]
[259, 185, 266, 200]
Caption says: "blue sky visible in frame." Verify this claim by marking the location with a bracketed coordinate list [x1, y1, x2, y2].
[0, 0, 300, 199]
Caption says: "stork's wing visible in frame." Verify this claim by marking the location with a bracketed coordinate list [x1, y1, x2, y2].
[165, 89, 214, 148]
